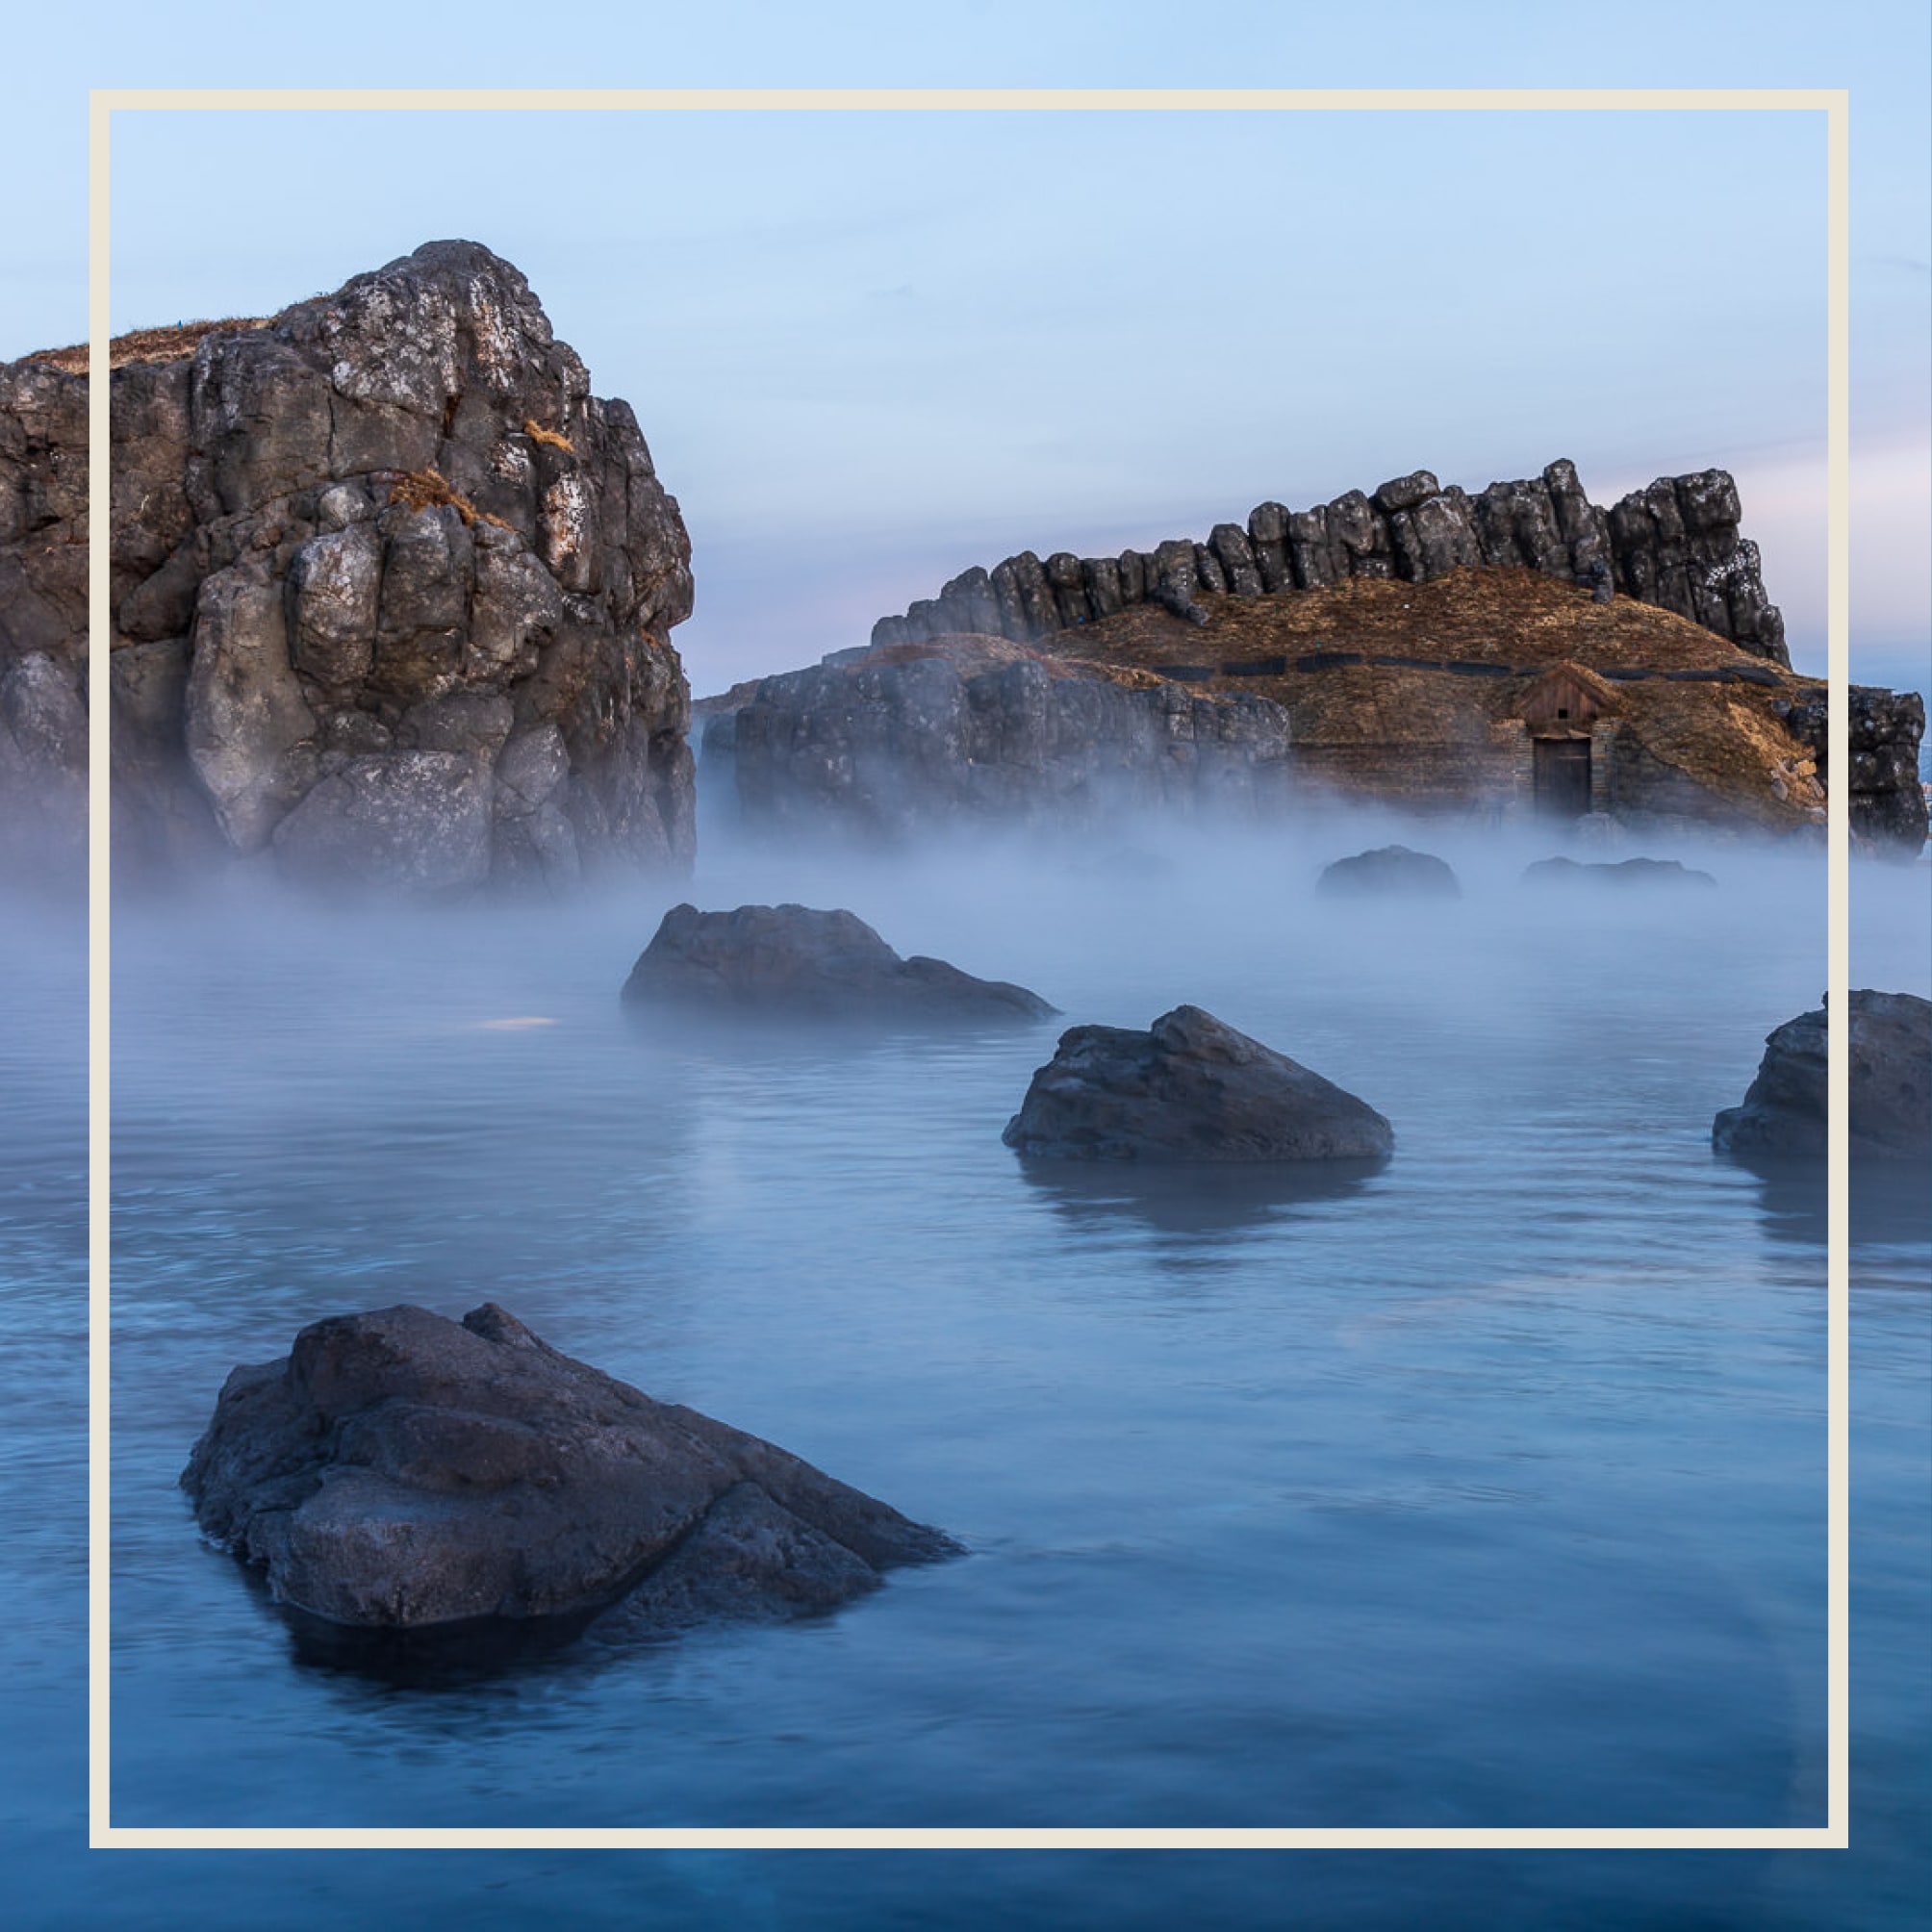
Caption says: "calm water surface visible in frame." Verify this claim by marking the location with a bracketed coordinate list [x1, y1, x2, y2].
[4, 818, 1927, 1925]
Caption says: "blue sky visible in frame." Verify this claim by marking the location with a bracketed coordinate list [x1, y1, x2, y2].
[8, 2, 1926, 696]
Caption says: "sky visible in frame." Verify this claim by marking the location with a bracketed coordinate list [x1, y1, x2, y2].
[6, 2, 1926, 702]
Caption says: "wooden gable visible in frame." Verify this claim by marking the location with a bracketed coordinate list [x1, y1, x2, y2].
[1519, 662, 1614, 735]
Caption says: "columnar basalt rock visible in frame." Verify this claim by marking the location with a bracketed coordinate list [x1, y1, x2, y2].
[2, 241, 697, 889]
[868, 459, 1790, 666]
[1774, 686, 1929, 853]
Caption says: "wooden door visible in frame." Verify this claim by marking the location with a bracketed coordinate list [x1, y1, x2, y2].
[1534, 737, 1592, 817]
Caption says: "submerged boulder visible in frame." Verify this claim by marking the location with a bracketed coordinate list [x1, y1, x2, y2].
[1316, 844, 1461, 899]
[182, 1302, 960, 1635]
[621, 902, 1057, 1025]
[1523, 855, 1716, 889]
[1713, 990, 1932, 1161]
[1003, 1004, 1393, 1163]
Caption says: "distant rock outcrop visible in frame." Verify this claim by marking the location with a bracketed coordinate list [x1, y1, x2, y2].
[707, 641, 1293, 839]
[1523, 855, 1718, 889]
[1003, 1004, 1393, 1163]
[1713, 990, 1932, 1161]
[182, 1302, 960, 1637]
[622, 901, 1057, 1025]
[5, 241, 697, 890]
[703, 464, 1921, 852]
[870, 459, 1790, 667]
[1317, 845, 1461, 899]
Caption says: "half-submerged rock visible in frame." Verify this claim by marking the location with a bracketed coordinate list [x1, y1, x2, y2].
[621, 902, 1058, 1025]
[1003, 1004, 1393, 1162]
[182, 1303, 960, 1637]
[1523, 855, 1716, 889]
[1713, 990, 1932, 1161]
[1316, 844, 1461, 899]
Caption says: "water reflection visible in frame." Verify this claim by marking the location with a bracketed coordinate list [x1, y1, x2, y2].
[1016, 1155, 1389, 1238]
[1725, 1154, 1931, 1253]
[280, 1597, 610, 1690]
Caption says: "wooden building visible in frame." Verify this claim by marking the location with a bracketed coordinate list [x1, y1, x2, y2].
[1515, 663, 1617, 818]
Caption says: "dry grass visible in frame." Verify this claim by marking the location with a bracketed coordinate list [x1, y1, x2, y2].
[23, 316, 278, 376]
[388, 468, 512, 531]
[522, 418, 575, 454]
[906, 566, 1819, 828]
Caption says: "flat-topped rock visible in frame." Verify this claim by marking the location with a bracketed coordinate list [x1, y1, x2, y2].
[1523, 855, 1717, 889]
[622, 902, 1057, 1025]
[1714, 989, 1932, 1161]
[1316, 844, 1461, 899]
[1003, 1004, 1393, 1163]
[182, 1302, 960, 1636]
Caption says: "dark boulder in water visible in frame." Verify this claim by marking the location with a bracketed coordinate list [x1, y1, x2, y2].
[1523, 854, 1717, 889]
[1316, 844, 1461, 899]
[182, 1303, 961, 1637]
[1713, 989, 1932, 1161]
[1003, 1004, 1393, 1163]
[622, 902, 1057, 1025]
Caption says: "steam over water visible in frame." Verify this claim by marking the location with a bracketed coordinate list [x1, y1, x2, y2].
[5, 809, 1927, 1925]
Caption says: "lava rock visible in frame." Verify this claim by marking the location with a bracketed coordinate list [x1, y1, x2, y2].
[1522, 855, 1717, 889]
[4, 240, 696, 888]
[1713, 990, 1932, 1161]
[622, 902, 1058, 1025]
[1003, 1004, 1393, 1163]
[182, 1302, 960, 1634]
[1316, 844, 1462, 899]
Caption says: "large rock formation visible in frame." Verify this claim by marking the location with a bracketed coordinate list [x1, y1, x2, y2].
[706, 637, 1293, 838]
[0, 358, 89, 873]
[1003, 1004, 1394, 1163]
[1713, 990, 1932, 1161]
[870, 459, 1790, 667]
[182, 1302, 959, 1637]
[622, 901, 1057, 1025]
[5, 241, 697, 890]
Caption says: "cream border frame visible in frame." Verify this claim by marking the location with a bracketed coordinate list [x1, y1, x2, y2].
[87, 87, 1852, 1851]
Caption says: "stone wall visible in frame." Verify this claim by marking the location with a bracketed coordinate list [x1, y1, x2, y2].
[869, 459, 1788, 668]
[2, 241, 698, 893]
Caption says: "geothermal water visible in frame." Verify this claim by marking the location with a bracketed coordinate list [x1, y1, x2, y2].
[4, 809, 1928, 1927]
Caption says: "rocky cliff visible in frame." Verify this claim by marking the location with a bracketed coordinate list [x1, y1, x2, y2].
[868, 459, 1788, 668]
[0, 356, 89, 873]
[705, 637, 1293, 838]
[3, 241, 696, 891]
